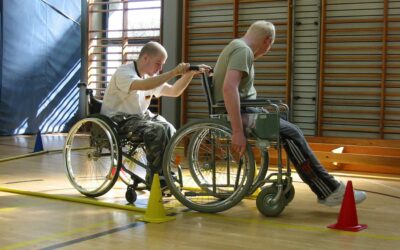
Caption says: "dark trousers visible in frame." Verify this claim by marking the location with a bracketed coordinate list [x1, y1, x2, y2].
[243, 107, 339, 199]
[280, 119, 339, 199]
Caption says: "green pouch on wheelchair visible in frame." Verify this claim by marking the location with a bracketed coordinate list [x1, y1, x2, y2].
[251, 113, 280, 140]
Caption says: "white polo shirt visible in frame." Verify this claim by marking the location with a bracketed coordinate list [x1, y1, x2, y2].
[100, 62, 164, 116]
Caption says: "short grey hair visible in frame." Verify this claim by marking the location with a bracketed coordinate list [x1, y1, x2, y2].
[246, 21, 275, 43]
[138, 41, 167, 59]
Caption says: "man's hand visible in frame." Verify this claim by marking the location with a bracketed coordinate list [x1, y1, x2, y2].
[187, 64, 212, 75]
[231, 130, 247, 162]
[197, 64, 212, 73]
[172, 63, 189, 76]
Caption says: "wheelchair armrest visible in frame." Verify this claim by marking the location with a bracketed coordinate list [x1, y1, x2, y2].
[212, 99, 288, 119]
[212, 101, 226, 108]
[213, 99, 274, 108]
[241, 99, 273, 107]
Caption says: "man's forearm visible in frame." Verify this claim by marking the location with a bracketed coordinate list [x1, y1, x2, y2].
[224, 88, 243, 133]
[169, 72, 195, 97]
[130, 70, 176, 91]
[159, 72, 196, 97]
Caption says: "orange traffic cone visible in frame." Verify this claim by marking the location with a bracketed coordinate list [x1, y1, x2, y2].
[328, 181, 367, 232]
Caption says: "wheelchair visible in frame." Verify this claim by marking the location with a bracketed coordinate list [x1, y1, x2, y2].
[161, 69, 295, 216]
[63, 89, 151, 204]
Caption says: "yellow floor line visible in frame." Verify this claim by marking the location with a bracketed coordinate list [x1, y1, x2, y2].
[0, 186, 146, 213]
[0, 147, 90, 163]
[0, 207, 17, 212]
[0, 151, 50, 163]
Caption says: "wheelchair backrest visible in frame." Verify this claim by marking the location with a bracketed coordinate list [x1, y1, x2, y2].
[201, 72, 215, 115]
[87, 89, 103, 114]
[200, 72, 228, 115]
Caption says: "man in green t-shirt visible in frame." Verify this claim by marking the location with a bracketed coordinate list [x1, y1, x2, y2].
[212, 21, 366, 207]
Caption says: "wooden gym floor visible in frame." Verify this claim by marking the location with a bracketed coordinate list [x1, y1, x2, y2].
[0, 134, 399, 250]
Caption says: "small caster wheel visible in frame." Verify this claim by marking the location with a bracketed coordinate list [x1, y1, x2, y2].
[125, 185, 137, 204]
[256, 185, 286, 217]
[285, 185, 295, 204]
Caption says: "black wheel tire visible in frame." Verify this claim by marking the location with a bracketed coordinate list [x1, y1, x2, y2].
[256, 185, 286, 217]
[125, 186, 137, 204]
[285, 185, 295, 205]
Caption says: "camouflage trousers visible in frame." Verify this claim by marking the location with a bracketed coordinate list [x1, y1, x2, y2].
[111, 111, 176, 174]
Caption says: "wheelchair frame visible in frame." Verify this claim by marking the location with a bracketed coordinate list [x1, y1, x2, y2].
[64, 89, 152, 203]
[161, 70, 294, 216]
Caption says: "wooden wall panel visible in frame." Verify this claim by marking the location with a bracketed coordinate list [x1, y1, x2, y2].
[318, 0, 400, 139]
[292, 0, 320, 135]
[183, 0, 399, 139]
[183, 0, 291, 123]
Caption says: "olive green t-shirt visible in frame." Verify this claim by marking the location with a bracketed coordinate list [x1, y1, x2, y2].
[212, 39, 257, 103]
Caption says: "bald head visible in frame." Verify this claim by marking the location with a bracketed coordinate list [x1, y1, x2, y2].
[138, 41, 167, 59]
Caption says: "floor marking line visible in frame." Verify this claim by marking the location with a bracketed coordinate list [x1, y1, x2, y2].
[5, 179, 44, 184]
[38, 222, 145, 250]
[0, 219, 139, 250]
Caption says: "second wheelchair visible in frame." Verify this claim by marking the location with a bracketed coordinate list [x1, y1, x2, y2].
[63, 92, 153, 204]
[161, 70, 295, 217]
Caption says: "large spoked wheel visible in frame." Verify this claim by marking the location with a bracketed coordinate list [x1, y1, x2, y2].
[162, 119, 255, 213]
[120, 147, 148, 186]
[256, 185, 286, 217]
[64, 116, 121, 197]
[188, 129, 269, 195]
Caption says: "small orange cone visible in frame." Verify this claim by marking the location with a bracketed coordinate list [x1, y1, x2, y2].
[139, 173, 175, 223]
[328, 181, 367, 232]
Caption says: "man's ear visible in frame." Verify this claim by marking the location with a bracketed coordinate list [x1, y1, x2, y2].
[265, 36, 272, 45]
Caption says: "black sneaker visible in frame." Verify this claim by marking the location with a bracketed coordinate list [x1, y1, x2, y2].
[159, 175, 169, 191]
[159, 175, 172, 197]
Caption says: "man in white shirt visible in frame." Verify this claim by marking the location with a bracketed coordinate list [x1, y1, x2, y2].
[101, 41, 210, 186]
